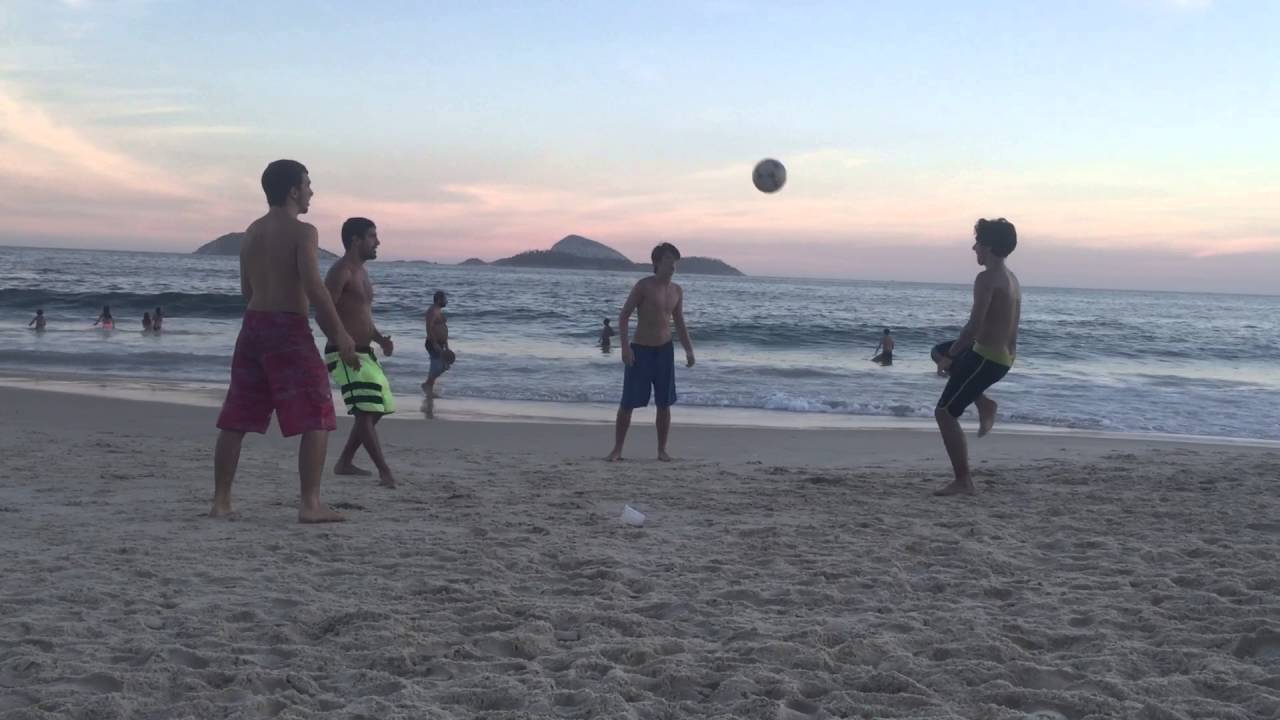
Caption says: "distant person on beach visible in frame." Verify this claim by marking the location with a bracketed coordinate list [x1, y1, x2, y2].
[29, 309, 46, 331]
[421, 290, 454, 418]
[142, 312, 153, 332]
[605, 242, 695, 462]
[871, 328, 895, 366]
[153, 307, 164, 332]
[933, 218, 1021, 497]
[95, 305, 114, 330]
[211, 159, 359, 523]
[599, 318, 615, 349]
[324, 217, 398, 488]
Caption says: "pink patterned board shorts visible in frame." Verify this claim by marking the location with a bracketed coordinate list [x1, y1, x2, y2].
[216, 310, 337, 437]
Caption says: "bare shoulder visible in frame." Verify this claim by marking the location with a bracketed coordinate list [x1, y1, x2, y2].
[293, 220, 319, 243]
[242, 216, 266, 249]
[325, 255, 350, 280]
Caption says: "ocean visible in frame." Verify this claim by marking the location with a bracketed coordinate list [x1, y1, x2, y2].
[1, 246, 1277, 442]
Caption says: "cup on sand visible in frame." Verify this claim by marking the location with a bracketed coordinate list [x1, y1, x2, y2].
[621, 505, 646, 527]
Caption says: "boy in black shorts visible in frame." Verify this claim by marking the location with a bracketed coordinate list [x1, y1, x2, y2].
[933, 219, 1022, 497]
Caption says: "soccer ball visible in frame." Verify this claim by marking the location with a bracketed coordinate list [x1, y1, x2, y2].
[752, 158, 786, 193]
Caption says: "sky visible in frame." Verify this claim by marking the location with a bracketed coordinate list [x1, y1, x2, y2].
[0, 0, 1276, 293]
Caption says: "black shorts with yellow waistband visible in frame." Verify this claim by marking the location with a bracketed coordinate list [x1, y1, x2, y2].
[936, 343, 1011, 418]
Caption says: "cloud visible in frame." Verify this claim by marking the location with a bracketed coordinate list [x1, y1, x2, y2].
[0, 80, 196, 198]
[93, 105, 192, 121]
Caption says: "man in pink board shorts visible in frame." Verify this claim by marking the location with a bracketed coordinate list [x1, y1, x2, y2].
[212, 159, 361, 523]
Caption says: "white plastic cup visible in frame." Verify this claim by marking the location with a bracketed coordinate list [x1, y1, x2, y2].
[621, 504, 646, 527]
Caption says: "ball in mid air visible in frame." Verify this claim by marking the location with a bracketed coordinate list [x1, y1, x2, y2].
[752, 158, 786, 193]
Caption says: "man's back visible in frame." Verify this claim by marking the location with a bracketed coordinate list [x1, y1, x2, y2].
[242, 213, 314, 314]
[427, 306, 448, 345]
[976, 267, 1021, 357]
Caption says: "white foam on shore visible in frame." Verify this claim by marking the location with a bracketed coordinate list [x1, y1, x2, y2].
[1, 372, 1276, 448]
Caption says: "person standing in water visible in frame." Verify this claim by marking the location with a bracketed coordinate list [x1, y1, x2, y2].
[421, 290, 454, 419]
[153, 307, 164, 332]
[599, 318, 615, 350]
[871, 328, 895, 366]
[605, 242, 695, 462]
[29, 309, 46, 331]
[325, 217, 398, 488]
[211, 159, 359, 523]
[142, 312, 154, 332]
[933, 218, 1021, 497]
[95, 305, 114, 330]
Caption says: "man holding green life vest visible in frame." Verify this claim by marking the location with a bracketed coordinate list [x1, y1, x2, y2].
[324, 217, 398, 488]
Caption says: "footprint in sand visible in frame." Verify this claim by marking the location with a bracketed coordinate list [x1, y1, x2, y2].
[165, 647, 210, 669]
[66, 672, 124, 693]
[475, 636, 540, 661]
[780, 697, 823, 718]
[1234, 628, 1280, 660]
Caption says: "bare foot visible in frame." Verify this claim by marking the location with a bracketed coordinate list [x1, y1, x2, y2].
[976, 396, 998, 438]
[605, 449, 624, 462]
[378, 473, 397, 489]
[658, 451, 673, 462]
[334, 463, 372, 477]
[933, 479, 976, 497]
[208, 502, 238, 519]
[298, 506, 347, 523]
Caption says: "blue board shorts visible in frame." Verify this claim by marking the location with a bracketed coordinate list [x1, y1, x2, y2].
[621, 342, 677, 409]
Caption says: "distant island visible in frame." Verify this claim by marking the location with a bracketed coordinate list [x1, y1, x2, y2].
[194, 232, 340, 260]
[462, 235, 744, 276]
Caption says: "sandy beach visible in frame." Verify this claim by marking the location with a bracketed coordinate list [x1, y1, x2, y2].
[1, 384, 1278, 719]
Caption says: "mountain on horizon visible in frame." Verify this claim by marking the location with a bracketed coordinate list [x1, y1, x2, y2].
[193, 233, 340, 260]
[467, 235, 744, 276]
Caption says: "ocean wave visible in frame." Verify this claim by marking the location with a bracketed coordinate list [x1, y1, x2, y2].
[0, 289, 247, 318]
[0, 349, 230, 369]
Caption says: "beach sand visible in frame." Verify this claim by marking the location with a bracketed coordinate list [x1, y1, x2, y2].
[1, 385, 1278, 719]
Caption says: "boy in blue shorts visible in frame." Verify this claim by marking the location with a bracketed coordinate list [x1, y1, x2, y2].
[606, 243, 696, 462]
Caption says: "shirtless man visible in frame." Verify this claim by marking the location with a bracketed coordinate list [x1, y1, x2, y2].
[212, 160, 359, 523]
[871, 328, 895, 365]
[605, 242, 695, 462]
[29, 309, 46, 331]
[933, 218, 1021, 497]
[599, 318, 615, 350]
[325, 217, 397, 488]
[421, 291, 454, 419]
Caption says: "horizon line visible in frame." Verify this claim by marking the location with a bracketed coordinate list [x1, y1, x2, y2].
[2, 243, 1276, 299]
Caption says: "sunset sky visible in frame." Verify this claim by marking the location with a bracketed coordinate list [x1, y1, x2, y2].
[1, 0, 1276, 293]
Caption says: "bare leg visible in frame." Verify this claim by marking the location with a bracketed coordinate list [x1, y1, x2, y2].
[355, 413, 396, 487]
[422, 377, 439, 418]
[976, 394, 998, 438]
[606, 407, 633, 461]
[210, 430, 244, 518]
[656, 406, 672, 461]
[933, 407, 975, 496]
[334, 420, 372, 476]
[298, 429, 345, 523]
